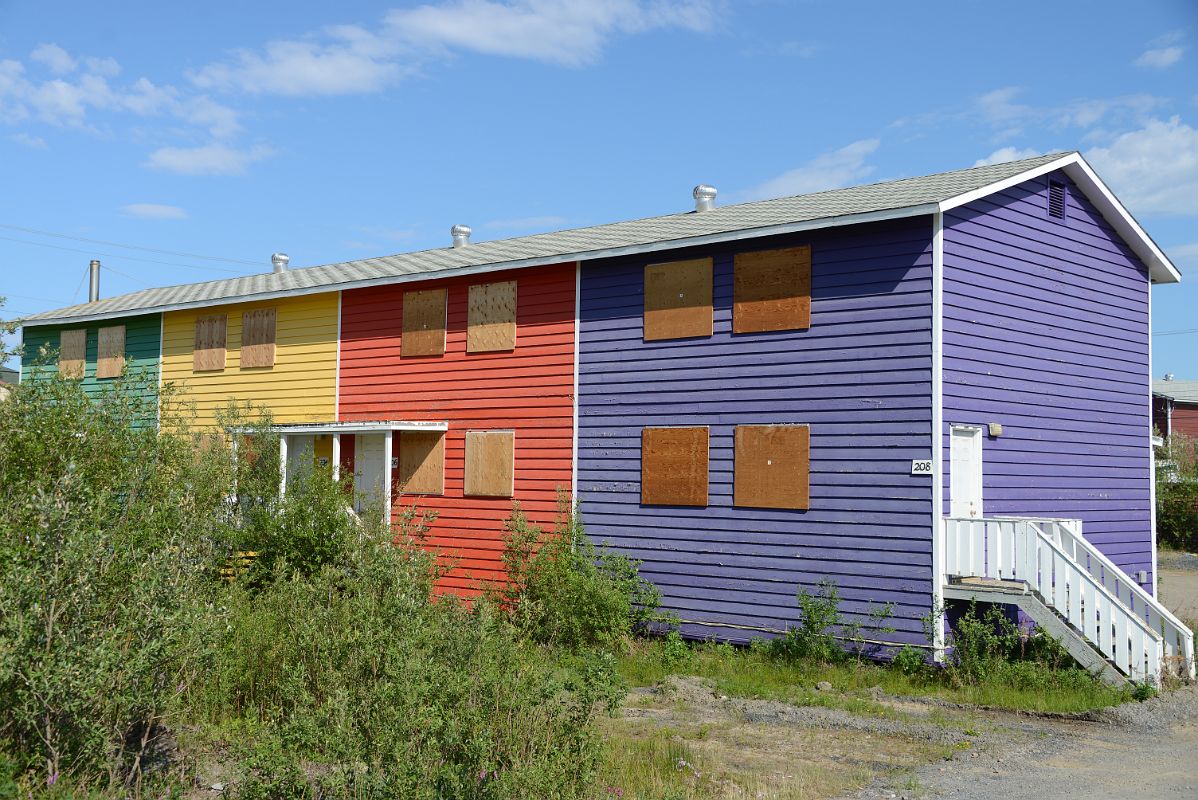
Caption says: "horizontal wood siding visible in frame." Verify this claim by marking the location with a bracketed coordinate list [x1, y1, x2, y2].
[1170, 404, 1198, 439]
[21, 314, 161, 425]
[161, 293, 338, 428]
[942, 171, 1154, 588]
[578, 219, 935, 645]
[338, 264, 577, 593]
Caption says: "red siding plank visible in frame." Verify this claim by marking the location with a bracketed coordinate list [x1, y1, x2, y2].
[340, 264, 577, 591]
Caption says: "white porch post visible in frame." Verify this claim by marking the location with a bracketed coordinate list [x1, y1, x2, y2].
[382, 430, 394, 525]
[331, 433, 341, 482]
[279, 434, 289, 500]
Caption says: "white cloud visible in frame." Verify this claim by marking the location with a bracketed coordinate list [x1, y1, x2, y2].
[483, 214, 567, 231]
[1136, 45, 1183, 69]
[1086, 117, 1198, 215]
[191, 26, 406, 96]
[1135, 31, 1185, 69]
[0, 45, 240, 138]
[120, 203, 189, 220]
[974, 146, 1043, 167]
[144, 143, 274, 176]
[30, 43, 76, 75]
[10, 132, 46, 148]
[739, 139, 880, 201]
[386, 0, 717, 67]
[191, 1, 718, 96]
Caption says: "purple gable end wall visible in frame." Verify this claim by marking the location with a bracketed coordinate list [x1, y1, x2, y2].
[941, 170, 1154, 590]
[577, 217, 935, 646]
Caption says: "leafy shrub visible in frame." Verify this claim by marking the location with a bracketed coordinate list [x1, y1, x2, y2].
[659, 631, 693, 671]
[944, 601, 1084, 687]
[194, 525, 617, 799]
[769, 580, 844, 662]
[1157, 433, 1198, 551]
[499, 496, 663, 651]
[891, 646, 928, 677]
[0, 374, 228, 793]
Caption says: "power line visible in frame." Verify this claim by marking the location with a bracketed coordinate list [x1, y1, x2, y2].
[0, 221, 263, 267]
[1153, 328, 1198, 337]
[0, 233, 248, 275]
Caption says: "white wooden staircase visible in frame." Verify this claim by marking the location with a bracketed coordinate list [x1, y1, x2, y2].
[941, 516, 1195, 685]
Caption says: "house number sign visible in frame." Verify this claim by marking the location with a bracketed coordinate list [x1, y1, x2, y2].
[910, 460, 934, 476]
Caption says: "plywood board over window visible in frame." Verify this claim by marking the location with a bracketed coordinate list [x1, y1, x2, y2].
[641, 426, 709, 506]
[733, 245, 811, 333]
[464, 430, 515, 497]
[467, 280, 517, 353]
[734, 424, 810, 510]
[193, 314, 227, 372]
[96, 325, 125, 379]
[397, 431, 445, 495]
[643, 258, 713, 341]
[402, 288, 448, 357]
[59, 328, 87, 379]
[241, 308, 277, 369]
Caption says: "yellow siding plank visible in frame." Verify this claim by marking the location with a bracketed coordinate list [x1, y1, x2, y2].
[162, 293, 339, 428]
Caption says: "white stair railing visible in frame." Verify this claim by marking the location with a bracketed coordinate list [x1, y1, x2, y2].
[995, 516, 1195, 679]
[942, 517, 1167, 683]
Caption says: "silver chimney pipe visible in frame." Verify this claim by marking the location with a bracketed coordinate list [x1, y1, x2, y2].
[271, 252, 290, 273]
[693, 184, 717, 212]
[451, 224, 472, 248]
[88, 260, 100, 302]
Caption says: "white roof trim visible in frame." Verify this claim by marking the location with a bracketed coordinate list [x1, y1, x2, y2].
[248, 420, 448, 435]
[939, 152, 1180, 285]
[20, 204, 938, 327]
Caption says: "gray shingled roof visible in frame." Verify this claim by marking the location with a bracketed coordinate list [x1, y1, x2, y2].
[23, 152, 1069, 325]
[1155, 379, 1198, 404]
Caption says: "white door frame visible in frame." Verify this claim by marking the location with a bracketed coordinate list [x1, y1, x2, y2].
[949, 424, 984, 519]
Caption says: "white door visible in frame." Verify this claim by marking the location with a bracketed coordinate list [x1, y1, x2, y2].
[354, 434, 386, 513]
[950, 426, 983, 518]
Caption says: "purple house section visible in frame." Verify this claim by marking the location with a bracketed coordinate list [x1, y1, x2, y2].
[941, 170, 1154, 591]
[577, 218, 935, 646]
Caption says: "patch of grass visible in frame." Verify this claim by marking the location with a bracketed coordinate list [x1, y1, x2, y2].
[619, 638, 1133, 715]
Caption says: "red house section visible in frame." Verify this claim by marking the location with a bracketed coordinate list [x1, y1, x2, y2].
[338, 263, 577, 593]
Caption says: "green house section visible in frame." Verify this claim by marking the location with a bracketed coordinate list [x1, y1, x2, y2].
[21, 313, 162, 424]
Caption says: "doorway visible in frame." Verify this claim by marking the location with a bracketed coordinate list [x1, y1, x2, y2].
[949, 425, 983, 518]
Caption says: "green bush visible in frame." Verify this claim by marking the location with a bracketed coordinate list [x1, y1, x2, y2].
[944, 601, 1085, 688]
[890, 646, 928, 677]
[1157, 433, 1198, 551]
[0, 374, 228, 793]
[194, 526, 617, 799]
[498, 496, 663, 651]
[769, 580, 844, 662]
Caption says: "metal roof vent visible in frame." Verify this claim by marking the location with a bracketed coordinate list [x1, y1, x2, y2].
[271, 252, 290, 273]
[451, 224, 472, 248]
[1165, 373, 1175, 381]
[89, 259, 100, 303]
[693, 184, 717, 212]
[1047, 180, 1066, 220]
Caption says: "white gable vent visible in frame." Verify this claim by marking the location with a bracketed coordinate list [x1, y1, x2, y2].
[1048, 180, 1066, 220]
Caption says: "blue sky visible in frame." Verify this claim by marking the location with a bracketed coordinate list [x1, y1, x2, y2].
[1, 0, 1196, 375]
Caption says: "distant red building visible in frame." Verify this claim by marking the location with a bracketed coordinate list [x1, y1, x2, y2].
[1154, 377, 1198, 440]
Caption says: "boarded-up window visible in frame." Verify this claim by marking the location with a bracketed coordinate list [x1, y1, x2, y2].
[59, 329, 86, 379]
[733, 246, 811, 333]
[397, 431, 445, 495]
[464, 430, 515, 497]
[467, 280, 517, 353]
[194, 314, 227, 372]
[734, 424, 810, 510]
[95, 325, 125, 379]
[641, 426, 708, 506]
[644, 258, 713, 341]
[241, 308, 277, 369]
[402, 288, 447, 357]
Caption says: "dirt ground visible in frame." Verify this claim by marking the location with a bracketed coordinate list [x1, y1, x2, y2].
[615, 559, 1198, 800]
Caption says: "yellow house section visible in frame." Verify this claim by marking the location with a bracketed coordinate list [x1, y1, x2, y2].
[162, 292, 339, 428]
